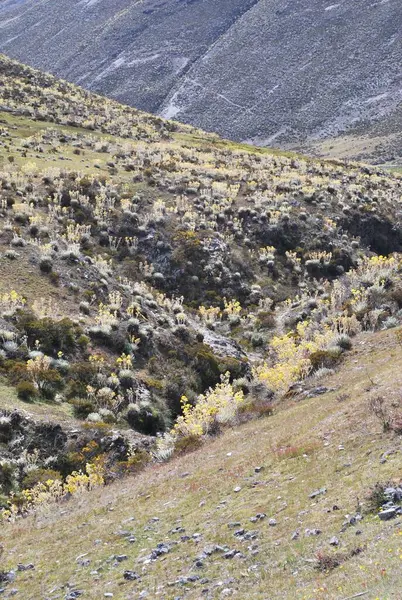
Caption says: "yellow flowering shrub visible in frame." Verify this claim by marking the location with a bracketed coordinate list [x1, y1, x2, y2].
[173, 372, 245, 438]
[1, 460, 105, 521]
[116, 353, 133, 369]
[254, 321, 334, 393]
[223, 298, 242, 317]
[0, 290, 26, 317]
[199, 305, 221, 324]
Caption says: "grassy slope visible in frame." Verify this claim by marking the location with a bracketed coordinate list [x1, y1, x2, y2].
[1, 328, 401, 599]
[0, 381, 81, 425]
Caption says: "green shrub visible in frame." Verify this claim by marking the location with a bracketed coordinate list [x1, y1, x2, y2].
[255, 311, 276, 329]
[174, 434, 203, 456]
[66, 361, 97, 398]
[191, 344, 247, 391]
[115, 449, 151, 477]
[310, 347, 342, 370]
[37, 369, 64, 400]
[39, 256, 53, 273]
[69, 398, 95, 419]
[18, 312, 82, 356]
[4, 360, 28, 384]
[16, 380, 38, 401]
[22, 468, 62, 489]
[126, 403, 165, 435]
[0, 462, 16, 495]
[365, 482, 390, 513]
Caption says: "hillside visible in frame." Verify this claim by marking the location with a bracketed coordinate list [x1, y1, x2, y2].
[0, 0, 401, 164]
[1, 329, 401, 599]
[0, 55, 401, 598]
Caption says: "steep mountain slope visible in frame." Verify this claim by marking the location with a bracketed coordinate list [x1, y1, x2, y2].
[1, 0, 401, 164]
[0, 56, 401, 599]
[0, 0, 258, 116]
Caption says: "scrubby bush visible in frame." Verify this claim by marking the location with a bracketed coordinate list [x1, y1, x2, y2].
[16, 380, 37, 401]
[115, 449, 151, 476]
[174, 434, 203, 455]
[39, 256, 53, 273]
[0, 461, 16, 495]
[22, 468, 62, 490]
[173, 372, 245, 439]
[18, 313, 82, 357]
[125, 402, 164, 435]
[69, 398, 95, 419]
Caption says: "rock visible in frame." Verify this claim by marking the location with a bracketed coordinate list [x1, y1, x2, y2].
[385, 487, 402, 502]
[250, 513, 266, 523]
[379, 507, 399, 521]
[77, 558, 91, 567]
[305, 528, 321, 536]
[309, 487, 327, 499]
[202, 545, 225, 556]
[65, 592, 83, 600]
[268, 518, 277, 527]
[342, 513, 363, 530]
[123, 570, 140, 581]
[234, 529, 245, 537]
[115, 555, 128, 562]
[16, 564, 34, 572]
[150, 543, 171, 559]
[104, 594, 114, 598]
[291, 530, 299, 540]
[171, 527, 185, 534]
[233, 486, 242, 493]
[329, 536, 339, 546]
[306, 386, 334, 398]
[224, 550, 242, 559]
[254, 466, 263, 473]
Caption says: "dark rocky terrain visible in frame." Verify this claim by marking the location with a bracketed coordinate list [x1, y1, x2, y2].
[0, 0, 401, 164]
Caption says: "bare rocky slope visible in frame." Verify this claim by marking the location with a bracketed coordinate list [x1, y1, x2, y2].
[0, 0, 402, 164]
